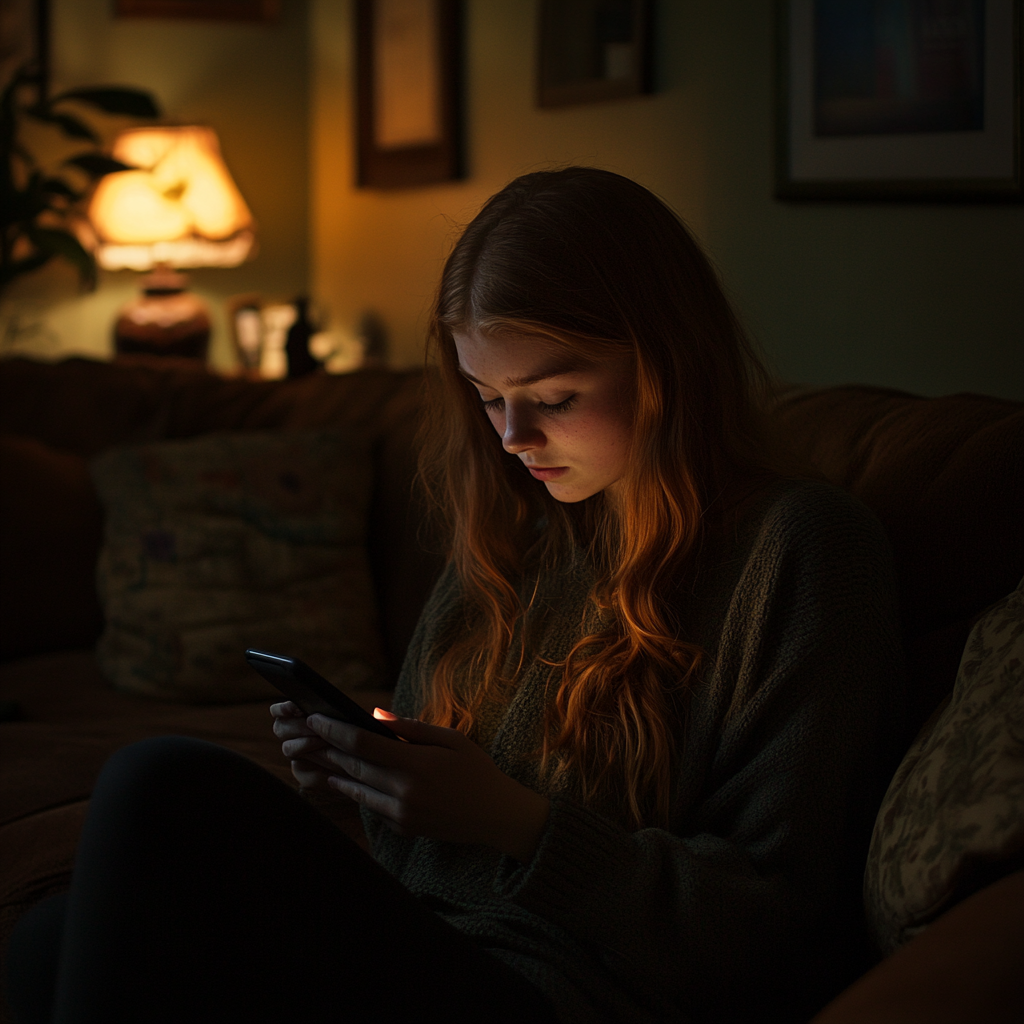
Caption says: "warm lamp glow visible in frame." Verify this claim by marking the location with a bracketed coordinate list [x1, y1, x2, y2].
[89, 126, 255, 271]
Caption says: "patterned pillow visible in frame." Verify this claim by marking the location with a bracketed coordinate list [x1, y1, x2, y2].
[864, 577, 1024, 954]
[91, 430, 383, 703]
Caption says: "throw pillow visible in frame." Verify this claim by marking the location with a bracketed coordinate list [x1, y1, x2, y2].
[863, 577, 1024, 954]
[91, 430, 383, 703]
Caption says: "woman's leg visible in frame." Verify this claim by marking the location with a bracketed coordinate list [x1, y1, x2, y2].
[6, 893, 67, 1024]
[14, 736, 554, 1024]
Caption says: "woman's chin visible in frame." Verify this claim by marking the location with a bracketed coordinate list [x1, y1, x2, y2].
[543, 480, 601, 504]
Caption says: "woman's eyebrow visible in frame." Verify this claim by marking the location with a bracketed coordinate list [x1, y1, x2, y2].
[458, 360, 587, 389]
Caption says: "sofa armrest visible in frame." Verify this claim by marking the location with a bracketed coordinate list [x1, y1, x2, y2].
[812, 870, 1024, 1024]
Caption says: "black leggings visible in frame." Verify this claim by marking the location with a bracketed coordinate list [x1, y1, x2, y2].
[6, 737, 557, 1024]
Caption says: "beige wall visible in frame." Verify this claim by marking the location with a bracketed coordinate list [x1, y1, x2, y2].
[5, 1, 1020, 397]
[2, 0, 309, 370]
[310, 1, 1023, 398]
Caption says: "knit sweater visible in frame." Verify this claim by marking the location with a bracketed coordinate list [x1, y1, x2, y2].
[362, 480, 906, 1023]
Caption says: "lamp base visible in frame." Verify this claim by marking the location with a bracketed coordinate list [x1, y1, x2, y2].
[114, 267, 210, 361]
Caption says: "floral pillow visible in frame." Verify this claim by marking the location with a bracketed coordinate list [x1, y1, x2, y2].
[91, 430, 383, 703]
[864, 577, 1024, 954]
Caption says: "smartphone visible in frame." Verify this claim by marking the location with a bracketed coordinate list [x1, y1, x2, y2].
[245, 648, 397, 740]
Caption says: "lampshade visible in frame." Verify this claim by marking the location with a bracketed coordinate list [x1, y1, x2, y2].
[89, 126, 255, 271]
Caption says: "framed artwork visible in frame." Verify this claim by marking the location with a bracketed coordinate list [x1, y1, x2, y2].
[0, 0, 48, 101]
[537, 0, 652, 108]
[355, 0, 463, 189]
[776, 0, 1023, 201]
[113, 0, 280, 20]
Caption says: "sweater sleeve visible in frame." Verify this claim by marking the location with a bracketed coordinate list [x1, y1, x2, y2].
[492, 484, 906, 1021]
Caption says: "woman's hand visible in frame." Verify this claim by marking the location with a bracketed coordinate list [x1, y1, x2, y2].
[270, 701, 339, 791]
[280, 708, 550, 863]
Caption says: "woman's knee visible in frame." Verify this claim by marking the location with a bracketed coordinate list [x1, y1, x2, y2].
[95, 736, 260, 810]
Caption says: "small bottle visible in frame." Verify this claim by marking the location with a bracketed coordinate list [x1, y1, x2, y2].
[285, 297, 320, 378]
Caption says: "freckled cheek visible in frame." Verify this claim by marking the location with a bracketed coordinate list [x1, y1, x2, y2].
[559, 416, 623, 462]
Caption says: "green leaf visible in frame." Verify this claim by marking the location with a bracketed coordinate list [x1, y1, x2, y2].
[0, 250, 53, 288]
[53, 87, 160, 118]
[24, 107, 99, 142]
[41, 177, 82, 201]
[64, 153, 134, 177]
[25, 225, 96, 288]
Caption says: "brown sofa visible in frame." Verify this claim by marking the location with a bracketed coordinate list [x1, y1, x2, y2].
[1, 356, 1021, 1022]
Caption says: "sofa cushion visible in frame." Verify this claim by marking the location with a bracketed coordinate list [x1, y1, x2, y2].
[0, 358, 445, 685]
[0, 435, 104, 661]
[91, 429, 383, 703]
[863, 578, 1024, 955]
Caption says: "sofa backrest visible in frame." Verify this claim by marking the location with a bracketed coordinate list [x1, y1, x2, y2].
[2, 359, 1021, 728]
[772, 384, 1024, 734]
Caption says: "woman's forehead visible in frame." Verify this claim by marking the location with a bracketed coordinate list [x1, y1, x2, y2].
[453, 329, 591, 383]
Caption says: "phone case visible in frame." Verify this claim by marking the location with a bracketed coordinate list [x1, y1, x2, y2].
[245, 649, 397, 740]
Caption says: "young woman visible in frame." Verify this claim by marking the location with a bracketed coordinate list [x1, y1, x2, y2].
[7, 168, 904, 1024]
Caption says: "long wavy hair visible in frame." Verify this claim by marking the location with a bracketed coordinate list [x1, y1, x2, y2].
[417, 168, 773, 826]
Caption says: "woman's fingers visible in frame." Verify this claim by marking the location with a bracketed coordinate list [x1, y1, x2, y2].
[372, 711, 468, 748]
[290, 757, 331, 789]
[273, 716, 319, 741]
[326, 774, 406, 825]
[281, 735, 333, 763]
[305, 713, 464, 762]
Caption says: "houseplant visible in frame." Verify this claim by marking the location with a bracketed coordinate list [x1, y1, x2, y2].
[1, 66, 160, 295]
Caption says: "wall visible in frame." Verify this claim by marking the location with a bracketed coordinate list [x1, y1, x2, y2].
[1, 0, 310, 370]
[309, 1, 1024, 399]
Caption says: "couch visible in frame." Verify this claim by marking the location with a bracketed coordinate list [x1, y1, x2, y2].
[1, 356, 1021, 1022]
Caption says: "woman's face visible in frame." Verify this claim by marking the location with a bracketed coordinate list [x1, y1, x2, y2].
[452, 328, 633, 504]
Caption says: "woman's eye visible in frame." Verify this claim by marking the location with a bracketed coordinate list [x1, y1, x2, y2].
[540, 396, 576, 414]
[479, 395, 577, 414]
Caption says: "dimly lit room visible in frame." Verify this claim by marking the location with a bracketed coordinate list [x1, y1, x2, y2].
[1, 1, 1022, 1021]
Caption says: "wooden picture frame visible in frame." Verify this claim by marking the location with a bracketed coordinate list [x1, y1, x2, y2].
[355, 0, 463, 189]
[0, 0, 48, 102]
[114, 0, 280, 21]
[776, 0, 1023, 201]
[537, 0, 652, 108]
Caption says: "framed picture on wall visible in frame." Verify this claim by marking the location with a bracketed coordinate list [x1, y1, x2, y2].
[355, 0, 463, 189]
[537, 0, 653, 108]
[776, 0, 1023, 201]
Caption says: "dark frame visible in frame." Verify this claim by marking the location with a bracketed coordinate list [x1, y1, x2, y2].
[775, 0, 1023, 201]
[537, 0, 653, 108]
[355, 0, 463, 189]
[0, 0, 49, 102]
[114, 0, 280, 19]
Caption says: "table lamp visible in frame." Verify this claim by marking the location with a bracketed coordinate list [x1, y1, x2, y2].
[88, 125, 255, 361]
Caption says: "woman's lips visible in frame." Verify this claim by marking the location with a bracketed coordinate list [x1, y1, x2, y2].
[527, 466, 569, 481]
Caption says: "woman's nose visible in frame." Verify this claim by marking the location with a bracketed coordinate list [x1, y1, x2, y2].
[502, 404, 544, 453]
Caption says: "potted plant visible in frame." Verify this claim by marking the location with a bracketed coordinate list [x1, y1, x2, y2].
[1, 67, 160, 295]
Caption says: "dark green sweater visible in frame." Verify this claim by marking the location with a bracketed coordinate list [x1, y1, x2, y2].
[363, 480, 905, 1022]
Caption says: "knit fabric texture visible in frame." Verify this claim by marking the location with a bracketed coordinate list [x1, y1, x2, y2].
[363, 480, 906, 1023]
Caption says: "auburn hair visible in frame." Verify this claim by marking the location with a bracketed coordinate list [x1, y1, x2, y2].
[417, 168, 773, 826]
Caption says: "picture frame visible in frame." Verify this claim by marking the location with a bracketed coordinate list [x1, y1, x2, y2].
[113, 1, 280, 21]
[0, 0, 48, 102]
[355, 0, 463, 189]
[775, 0, 1023, 201]
[537, 0, 653, 108]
